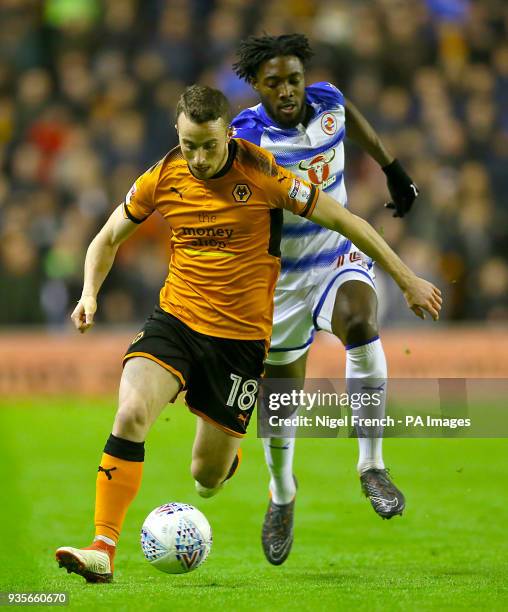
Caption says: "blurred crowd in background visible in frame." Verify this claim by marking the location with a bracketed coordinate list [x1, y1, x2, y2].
[1, 0, 507, 329]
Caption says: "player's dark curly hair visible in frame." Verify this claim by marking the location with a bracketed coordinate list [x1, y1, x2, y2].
[233, 33, 314, 82]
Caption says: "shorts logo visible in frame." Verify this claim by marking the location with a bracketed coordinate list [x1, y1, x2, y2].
[299, 149, 336, 188]
[288, 178, 311, 204]
[131, 331, 144, 344]
[321, 112, 337, 135]
[233, 184, 252, 203]
[237, 413, 249, 426]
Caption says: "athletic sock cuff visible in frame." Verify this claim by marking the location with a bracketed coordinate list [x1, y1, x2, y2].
[345, 335, 380, 351]
[104, 434, 145, 462]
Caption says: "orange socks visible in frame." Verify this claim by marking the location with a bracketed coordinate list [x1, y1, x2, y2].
[94, 434, 145, 543]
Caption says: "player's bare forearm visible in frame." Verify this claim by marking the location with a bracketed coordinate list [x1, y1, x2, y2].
[345, 98, 393, 167]
[81, 235, 118, 299]
[310, 195, 411, 289]
[81, 206, 138, 297]
[308, 192, 442, 320]
[345, 216, 414, 289]
[72, 205, 139, 332]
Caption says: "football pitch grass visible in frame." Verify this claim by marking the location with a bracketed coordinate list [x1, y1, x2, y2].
[1, 397, 507, 611]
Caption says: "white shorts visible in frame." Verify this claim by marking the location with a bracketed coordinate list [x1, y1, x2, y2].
[266, 250, 376, 366]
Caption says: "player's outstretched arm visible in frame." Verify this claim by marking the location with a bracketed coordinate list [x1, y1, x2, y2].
[345, 98, 393, 167]
[71, 205, 140, 333]
[308, 191, 442, 321]
[345, 98, 418, 218]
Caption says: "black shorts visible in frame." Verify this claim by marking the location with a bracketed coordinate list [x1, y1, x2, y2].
[123, 307, 266, 437]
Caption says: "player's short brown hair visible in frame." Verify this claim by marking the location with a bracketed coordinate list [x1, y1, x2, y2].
[176, 85, 231, 124]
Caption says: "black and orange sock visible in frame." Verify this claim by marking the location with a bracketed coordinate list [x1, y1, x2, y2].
[94, 434, 144, 544]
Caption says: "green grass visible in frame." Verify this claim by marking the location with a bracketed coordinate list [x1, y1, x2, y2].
[0, 397, 507, 610]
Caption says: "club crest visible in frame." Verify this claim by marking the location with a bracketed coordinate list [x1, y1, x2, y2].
[321, 112, 337, 135]
[233, 184, 252, 203]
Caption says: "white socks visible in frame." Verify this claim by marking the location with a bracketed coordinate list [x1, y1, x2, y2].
[262, 338, 387, 496]
[345, 338, 387, 474]
[262, 437, 296, 505]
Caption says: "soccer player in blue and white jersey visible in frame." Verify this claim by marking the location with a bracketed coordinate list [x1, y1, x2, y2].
[232, 34, 420, 565]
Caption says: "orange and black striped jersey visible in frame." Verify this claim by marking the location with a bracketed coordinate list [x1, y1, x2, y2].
[123, 138, 319, 341]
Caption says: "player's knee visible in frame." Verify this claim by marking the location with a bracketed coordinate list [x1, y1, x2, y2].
[191, 459, 225, 490]
[342, 311, 378, 346]
[115, 399, 150, 436]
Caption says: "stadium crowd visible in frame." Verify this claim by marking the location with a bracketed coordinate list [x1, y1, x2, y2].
[1, 0, 507, 327]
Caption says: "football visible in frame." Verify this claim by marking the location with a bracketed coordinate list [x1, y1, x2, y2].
[141, 502, 212, 574]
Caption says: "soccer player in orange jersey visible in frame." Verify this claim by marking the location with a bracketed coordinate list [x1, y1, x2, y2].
[55, 85, 441, 583]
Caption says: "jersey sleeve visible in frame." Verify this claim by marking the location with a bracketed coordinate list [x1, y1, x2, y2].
[231, 109, 263, 146]
[307, 82, 345, 108]
[324, 82, 345, 107]
[265, 156, 320, 218]
[122, 165, 159, 223]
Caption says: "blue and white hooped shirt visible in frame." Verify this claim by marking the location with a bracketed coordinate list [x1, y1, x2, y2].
[232, 82, 349, 290]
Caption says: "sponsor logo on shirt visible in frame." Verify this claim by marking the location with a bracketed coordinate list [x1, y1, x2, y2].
[299, 149, 336, 189]
[182, 225, 234, 250]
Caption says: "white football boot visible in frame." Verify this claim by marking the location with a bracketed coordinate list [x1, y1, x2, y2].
[55, 542, 115, 583]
